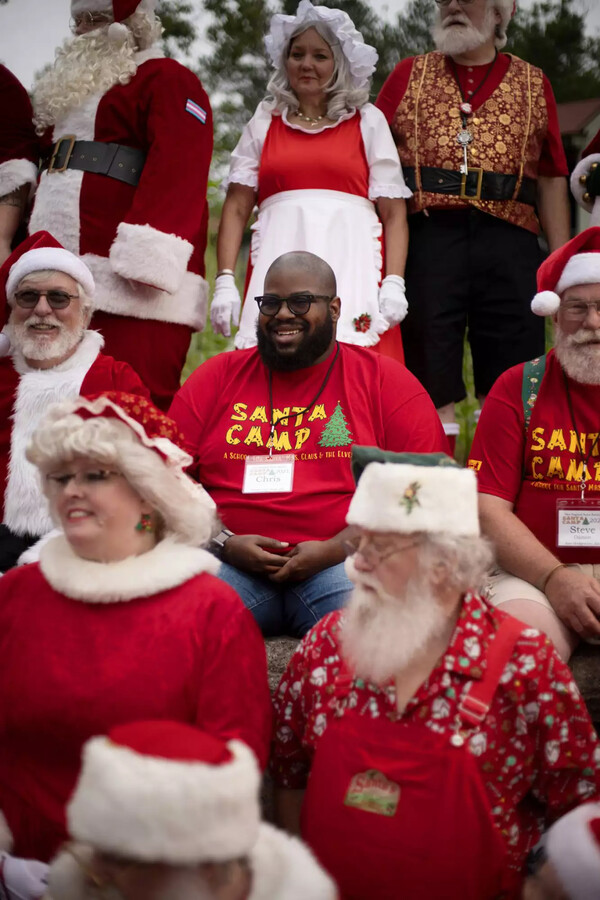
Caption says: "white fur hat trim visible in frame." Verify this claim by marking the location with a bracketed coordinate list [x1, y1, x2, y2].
[531, 290, 560, 316]
[556, 252, 600, 294]
[6, 248, 95, 300]
[546, 802, 600, 900]
[346, 462, 479, 536]
[67, 737, 261, 864]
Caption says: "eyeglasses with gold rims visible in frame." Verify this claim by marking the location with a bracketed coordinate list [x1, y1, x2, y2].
[69, 10, 114, 32]
[560, 299, 600, 322]
[343, 536, 423, 567]
[434, 0, 476, 6]
[45, 469, 123, 493]
[13, 289, 78, 310]
[255, 293, 335, 317]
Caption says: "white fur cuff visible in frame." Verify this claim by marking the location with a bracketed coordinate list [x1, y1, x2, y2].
[109, 223, 193, 294]
[0, 159, 38, 198]
[570, 154, 600, 214]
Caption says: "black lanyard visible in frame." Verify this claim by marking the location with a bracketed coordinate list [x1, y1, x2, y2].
[562, 367, 600, 499]
[448, 50, 498, 127]
[267, 342, 340, 457]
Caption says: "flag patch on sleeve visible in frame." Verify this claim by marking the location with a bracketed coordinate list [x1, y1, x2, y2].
[185, 99, 207, 124]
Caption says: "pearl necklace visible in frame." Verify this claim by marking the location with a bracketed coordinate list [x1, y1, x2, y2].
[295, 110, 324, 126]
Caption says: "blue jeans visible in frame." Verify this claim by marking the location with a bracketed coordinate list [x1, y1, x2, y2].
[217, 561, 352, 638]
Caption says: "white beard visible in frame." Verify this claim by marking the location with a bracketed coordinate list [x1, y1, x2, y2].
[555, 324, 600, 385]
[432, 5, 497, 56]
[32, 27, 138, 133]
[340, 557, 448, 686]
[6, 314, 86, 363]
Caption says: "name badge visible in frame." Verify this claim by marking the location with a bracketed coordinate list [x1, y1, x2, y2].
[344, 769, 400, 817]
[557, 499, 600, 547]
[242, 454, 295, 494]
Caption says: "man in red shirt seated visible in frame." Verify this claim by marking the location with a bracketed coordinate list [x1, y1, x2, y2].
[0, 232, 148, 571]
[469, 227, 600, 661]
[375, 0, 570, 438]
[170, 251, 446, 637]
[271, 448, 600, 900]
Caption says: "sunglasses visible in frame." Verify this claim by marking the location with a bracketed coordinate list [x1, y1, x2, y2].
[13, 289, 78, 310]
[254, 293, 334, 317]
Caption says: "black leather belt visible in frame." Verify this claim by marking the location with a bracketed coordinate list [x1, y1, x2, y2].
[43, 136, 145, 186]
[404, 166, 537, 206]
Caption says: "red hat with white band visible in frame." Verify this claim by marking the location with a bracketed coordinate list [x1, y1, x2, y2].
[531, 226, 600, 316]
[0, 231, 95, 358]
[545, 802, 600, 900]
[70, 0, 155, 23]
[67, 721, 261, 864]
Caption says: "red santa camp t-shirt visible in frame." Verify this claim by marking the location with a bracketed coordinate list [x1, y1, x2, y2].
[170, 343, 446, 545]
[468, 350, 600, 564]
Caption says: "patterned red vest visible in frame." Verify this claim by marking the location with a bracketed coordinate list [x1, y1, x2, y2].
[392, 52, 548, 233]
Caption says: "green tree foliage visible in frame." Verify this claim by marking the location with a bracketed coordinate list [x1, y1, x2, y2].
[507, 0, 600, 101]
[157, 0, 197, 56]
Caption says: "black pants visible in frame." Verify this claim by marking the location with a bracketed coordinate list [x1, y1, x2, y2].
[403, 208, 545, 408]
[0, 524, 37, 572]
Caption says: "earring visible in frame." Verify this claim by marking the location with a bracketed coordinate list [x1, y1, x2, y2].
[135, 513, 153, 533]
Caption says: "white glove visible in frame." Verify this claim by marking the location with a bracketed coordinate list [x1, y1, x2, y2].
[0, 852, 49, 900]
[378, 274, 408, 327]
[210, 273, 241, 338]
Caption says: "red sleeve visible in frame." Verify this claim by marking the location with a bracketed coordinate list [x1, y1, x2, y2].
[108, 61, 213, 289]
[194, 576, 272, 769]
[169, 355, 222, 466]
[375, 58, 415, 125]
[538, 75, 568, 177]
[112, 359, 151, 399]
[0, 65, 39, 194]
[467, 364, 525, 503]
[379, 358, 450, 454]
[529, 640, 600, 818]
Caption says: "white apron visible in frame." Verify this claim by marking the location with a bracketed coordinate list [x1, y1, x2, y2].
[235, 188, 389, 349]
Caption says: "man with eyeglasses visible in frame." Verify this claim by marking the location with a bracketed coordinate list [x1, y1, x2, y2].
[271, 448, 600, 899]
[170, 251, 446, 638]
[27, 0, 213, 411]
[0, 231, 148, 572]
[376, 0, 569, 443]
[469, 228, 600, 662]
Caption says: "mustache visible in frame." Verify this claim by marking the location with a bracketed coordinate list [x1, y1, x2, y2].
[25, 314, 63, 329]
[569, 328, 600, 345]
[443, 13, 470, 27]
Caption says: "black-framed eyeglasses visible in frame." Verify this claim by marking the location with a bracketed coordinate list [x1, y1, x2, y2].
[434, 0, 475, 6]
[254, 293, 334, 317]
[13, 289, 78, 310]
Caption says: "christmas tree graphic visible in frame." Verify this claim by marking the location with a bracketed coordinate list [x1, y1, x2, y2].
[318, 401, 353, 448]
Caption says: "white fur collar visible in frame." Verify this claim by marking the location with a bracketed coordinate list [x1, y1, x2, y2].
[249, 825, 337, 900]
[11, 329, 104, 376]
[39, 534, 220, 603]
[135, 43, 165, 66]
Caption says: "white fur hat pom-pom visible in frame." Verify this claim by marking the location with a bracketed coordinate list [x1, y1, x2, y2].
[531, 290, 560, 316]
[108, 21, 130, 45]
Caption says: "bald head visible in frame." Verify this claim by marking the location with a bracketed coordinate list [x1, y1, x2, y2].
[265, 252, 337, 298]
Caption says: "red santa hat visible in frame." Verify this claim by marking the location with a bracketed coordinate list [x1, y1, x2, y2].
[67, 721, 261, 864]
[0, 231, 95, 358]
[70, 0, 155, 23]
[545, 802, 600, 900]
[531, 226, 600, 316]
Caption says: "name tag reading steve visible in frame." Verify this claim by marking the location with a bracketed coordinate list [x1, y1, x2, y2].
[557, 499, 600, 547]
[242, 454, 295, 494]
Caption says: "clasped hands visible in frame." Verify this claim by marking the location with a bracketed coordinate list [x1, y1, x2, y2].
[222, 534, 341, 583]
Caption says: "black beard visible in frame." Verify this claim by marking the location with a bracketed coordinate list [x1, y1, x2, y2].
[256, 314, 334, 371]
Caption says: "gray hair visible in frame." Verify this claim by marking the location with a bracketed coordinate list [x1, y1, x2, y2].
[27, 413, 214, 547]
[419, 533, 495, 594]
[265, 22, 370, 121]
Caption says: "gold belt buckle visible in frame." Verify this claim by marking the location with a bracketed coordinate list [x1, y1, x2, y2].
[47, 135, 76, 174]
[460, 167, 484, 201]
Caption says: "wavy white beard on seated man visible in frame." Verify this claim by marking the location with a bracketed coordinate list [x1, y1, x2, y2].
[340, 554, 449, 685]
[554, 323, 600, 386]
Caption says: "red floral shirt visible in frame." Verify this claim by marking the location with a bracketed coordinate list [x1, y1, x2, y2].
[272, 593, 600, 874]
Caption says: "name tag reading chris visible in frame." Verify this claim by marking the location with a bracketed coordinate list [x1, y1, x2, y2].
[557, 499, 600, 547]
[242, 454, 295, 494]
